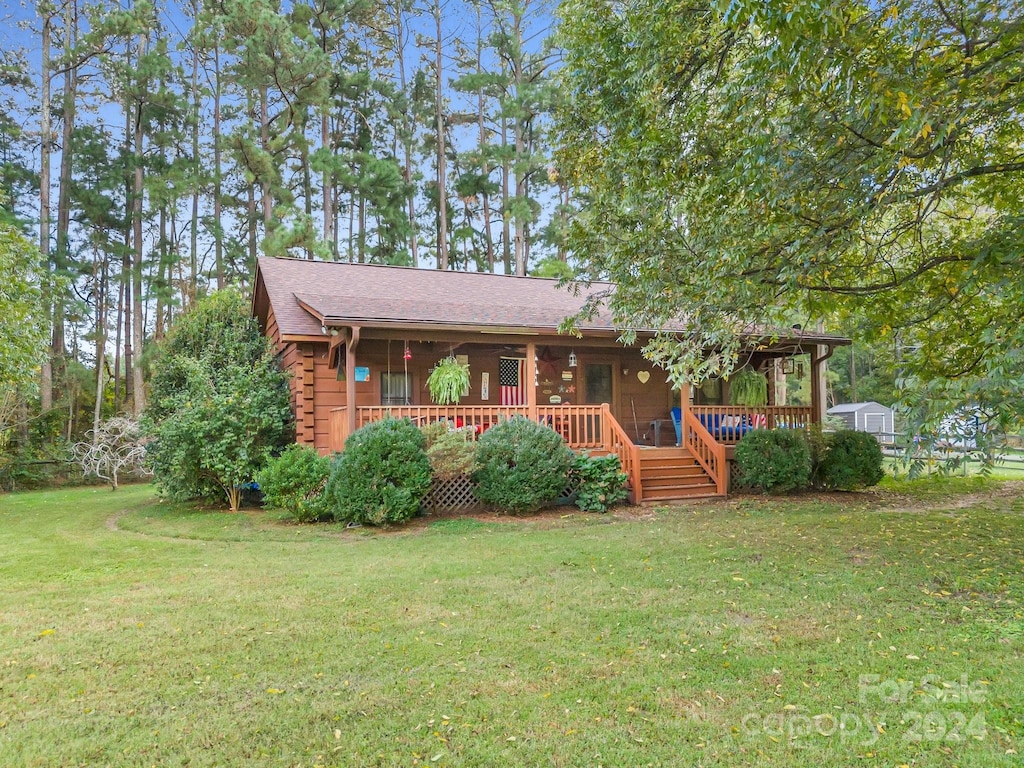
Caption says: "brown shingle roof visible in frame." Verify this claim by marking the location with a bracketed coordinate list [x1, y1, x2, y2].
[254, 256, 850, 347]
[256, 256, 616, 337]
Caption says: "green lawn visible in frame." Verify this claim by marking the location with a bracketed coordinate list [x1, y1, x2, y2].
[1, 482, 1022, 767]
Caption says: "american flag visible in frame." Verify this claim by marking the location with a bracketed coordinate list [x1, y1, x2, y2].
[499, 357, 526, 405]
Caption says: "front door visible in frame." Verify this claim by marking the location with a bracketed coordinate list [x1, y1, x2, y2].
[584, 363, 614, 406]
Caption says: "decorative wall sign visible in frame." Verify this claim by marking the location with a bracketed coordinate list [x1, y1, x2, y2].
[561, 370, 573, 381]
[355, 366, 370, 382]
[549, 395, 562, 404]
[481, 371, 489, 400]
[637, 370, 651, 384]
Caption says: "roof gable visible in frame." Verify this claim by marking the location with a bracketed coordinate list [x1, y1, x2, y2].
[255, 256, 615, 337]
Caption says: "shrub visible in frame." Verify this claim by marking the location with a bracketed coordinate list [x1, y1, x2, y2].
[472, 416, 574, 514]
[328, 417, 432, 526]
[572, 452, 629, 512]
[735, 428, 811, 493]
[421, 421, 478, 482]
[816, 430, 885, 490]
[257, 444, 332, 522]
[143, 290, 292, 511]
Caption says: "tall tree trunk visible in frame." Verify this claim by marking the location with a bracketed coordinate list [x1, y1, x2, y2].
[476, 17, 494, 272]
[122, 97, 133, 409]
[321, 109, 333, 259]
[54, 0, 79, 386]
[301, 126, 313, 260]
[512, 38, 526, 276]
[259, 85, 272, 229]
[394, 2, 417, 267]
[39, 8, 53, 411]
[500, 115, 511, 274]
[93, 245, 106, 437]
[113, 267, 123, 412]
[213, 37, 225, 287]
[189, 6, 200, 303]
[433, 4, 448, 270]
[131, 30, 147, 416]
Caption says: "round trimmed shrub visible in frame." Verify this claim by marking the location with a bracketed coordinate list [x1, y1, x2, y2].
[257, 444, 332, 522]
[735, 428, 811, 493]
[473, 416, 574, 514]
[816, 430, 885, 490]
[327, 417, 432, 525]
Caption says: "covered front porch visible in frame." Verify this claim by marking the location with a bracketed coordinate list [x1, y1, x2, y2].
[328, 401, 818, 503]
[321, 331, 836, 503]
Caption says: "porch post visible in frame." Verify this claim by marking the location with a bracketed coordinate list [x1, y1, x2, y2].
[810, 345, 827, 425]
[525, 341, 538, 422]
[345, 325, 361, 437]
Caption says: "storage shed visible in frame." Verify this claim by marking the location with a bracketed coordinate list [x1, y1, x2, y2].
[827, 401, 894, 439]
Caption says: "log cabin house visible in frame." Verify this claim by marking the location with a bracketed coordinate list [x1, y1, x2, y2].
[252, 256, 849, 502]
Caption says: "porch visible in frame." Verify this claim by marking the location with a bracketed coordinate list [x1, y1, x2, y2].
[328, 403, 816, 503]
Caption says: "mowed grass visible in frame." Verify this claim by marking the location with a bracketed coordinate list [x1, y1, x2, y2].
[1, 483, 1022, 767]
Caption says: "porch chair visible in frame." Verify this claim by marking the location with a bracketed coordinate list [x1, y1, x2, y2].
[670, 407, 682, 446]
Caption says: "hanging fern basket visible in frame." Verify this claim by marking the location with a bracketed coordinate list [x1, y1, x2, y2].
[728, 368, 768, 407]
[426, 356, 471, 405]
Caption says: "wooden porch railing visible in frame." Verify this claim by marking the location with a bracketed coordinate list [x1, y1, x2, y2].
[329, 404, 607, 453]
[681, 409, 728, 496]
[328, 403, 643, 502]
[689, 405, 814, 444]
[600, 403, 642, 503]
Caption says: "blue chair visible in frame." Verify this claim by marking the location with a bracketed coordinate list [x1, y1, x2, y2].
[670, 407, 682, 446]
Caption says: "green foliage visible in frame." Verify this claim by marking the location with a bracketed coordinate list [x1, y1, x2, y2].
[571, 452, 629, 513]
[0, 223, 48, 404]
[472, 416, 574, 514]
[327, 417, 432, 526]
[556, 0, 1024, 422]
[735, 429, 811, 494]
[425, 357, 470, 405]
[531, 256, 575, 280]
[421, 421, 479, 482]
[256, 444, 332, 523]
[143, 290, 293, 511]
[728, 368, 768, 407]
[816, 430, 885, 491]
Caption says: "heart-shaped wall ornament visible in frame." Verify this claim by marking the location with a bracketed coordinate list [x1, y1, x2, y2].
[637, 370, 651, 384]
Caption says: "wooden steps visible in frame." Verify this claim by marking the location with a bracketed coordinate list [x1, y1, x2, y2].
[635, 446, 722, 502]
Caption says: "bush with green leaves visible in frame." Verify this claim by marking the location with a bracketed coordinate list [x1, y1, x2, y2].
[257, 444, 332, 522]
[735, 428, 811, 493]
[816, 430, 885, 490]
[472, 416, 574, 514]
[421, 421, 479, 482]
[572, 452, 629, 512]
[143, 290, 293, 511]
[327, 417, 432, 526]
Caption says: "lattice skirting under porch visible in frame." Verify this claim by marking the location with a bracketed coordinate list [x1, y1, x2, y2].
[422, 475, 582, 514]
[423, 476, 484, 514]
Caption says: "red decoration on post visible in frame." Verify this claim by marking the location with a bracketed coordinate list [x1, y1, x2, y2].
[403, 346, 412, 361]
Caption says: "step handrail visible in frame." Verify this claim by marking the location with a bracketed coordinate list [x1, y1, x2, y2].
[601, 403, 642, 502]
[682, 408, 727, 495]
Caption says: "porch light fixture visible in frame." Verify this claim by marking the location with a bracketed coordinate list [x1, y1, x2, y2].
[782, 358, 795, 375]
[568, 350, 577, 368]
